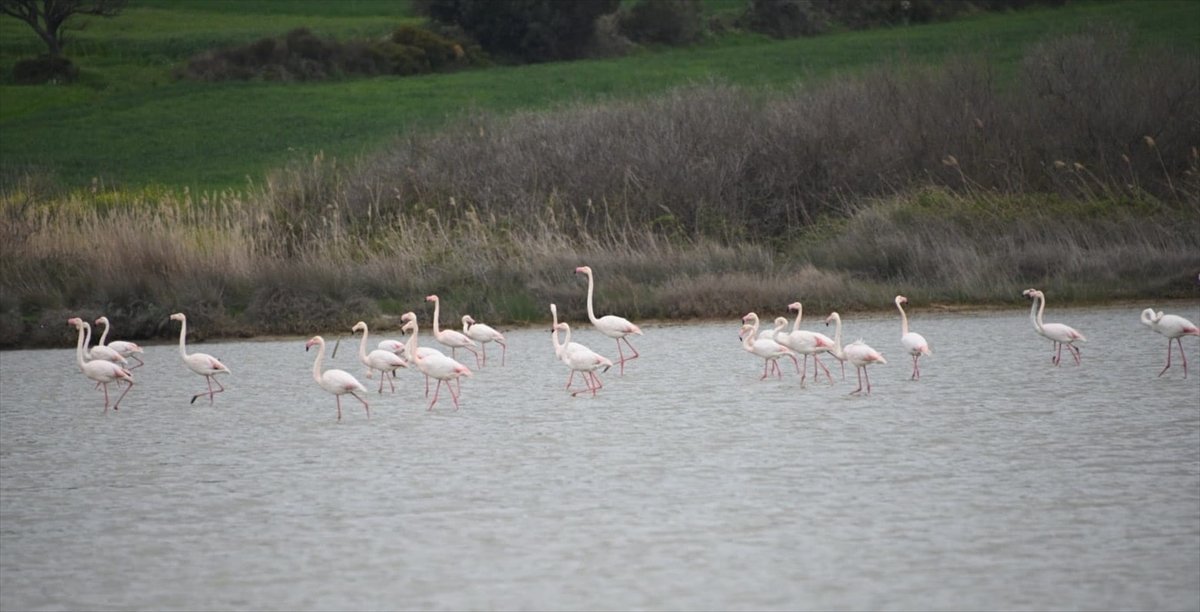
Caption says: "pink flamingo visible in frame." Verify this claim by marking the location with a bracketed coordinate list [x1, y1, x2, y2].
[575, 265, 643, 374]
[400, 311, 446, 396]
[169, 312, 232, 404]
[68, 317, 133, 412]
[306, 335, 369, 421]
[1141, 308, 1199, 377]
[95, 316, 144, 369]
[775, 302, 836, 386]
[551, 321, 613, 397]
[549, 303, 591, 391]
[377, 338, 406, 357]
[402, 318, 472, 411]
[894, 296, 932, 380]
[825, 312, 887, 395]
[425, 295, 480, 364]
[351, 321, 407, 392]
[1022, 289, 1085, 366]
[739, 312, 799, 380]
[462, 315, 507, 366]
[77, 319, 126, 367]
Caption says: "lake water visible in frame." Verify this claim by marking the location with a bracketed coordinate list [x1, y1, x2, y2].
[2, 304, 1198, 611]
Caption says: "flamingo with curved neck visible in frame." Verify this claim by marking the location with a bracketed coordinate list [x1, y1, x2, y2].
[170, 313, 232, 404]
[553, 321, 613, 397]
[462, 315, 506, 366]
[95, 316, 144, 369]
[740, 312, 799, 380]
[776, 302, 836, 386]
[1141, 308, 1199, 378]
[352, 321, 407, 393]
[825, 312, 887, 395]
[894, 296, 931, 380]
[402, 318, 472, 411]
[1022, 289, 1085, 366]
[575, 265, 643, 375]
[68, 317, 133, 412]
[425, 295, 480, 364]
[306, 335, 369, 421]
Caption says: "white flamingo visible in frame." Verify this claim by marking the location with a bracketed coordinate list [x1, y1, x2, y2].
[551, 321, 613, 397]
[462, 315, 507, 366]
[306, 335, 369, 421]
[894, 295, 932, 380]
[94, 316, 144, 369]
[377, 338, 406, 357]
[401, 310, 446, 396]
[68, 317, 133, 412]
[351, 321, 407, 392]
[425, 295, 480, 363]
[575, 265, 643, 375]
[1141, 308, 1199, 378]
[775, 302, 836, 386]
[402, 318, 472, 411]
[825, 312, 887, 395]
[78, 319, 126, 367]
[739, 312, 799, 380]
[1022, 289, 1085, 366]
[549, 303, 595, 390]
[169, 312, 232, 404]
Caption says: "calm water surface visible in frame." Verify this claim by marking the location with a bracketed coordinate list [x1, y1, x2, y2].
[2, 304, 1198, 611]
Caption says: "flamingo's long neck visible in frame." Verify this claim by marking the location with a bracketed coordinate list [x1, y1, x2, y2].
[177, 318, 190, 359]
[405, 322, 424, 367]
[357, 326, 369, 361]
[431, 299, 444, 337]
[792, 305, 803, 332]
[74, 324, 87, 369]
[741, 327, 755, 352]
[560, 324, 572, 348]
[462, 317, 470, 334]
[897, 301, 910, 336]
[311, 338, 325, 383]
[97, 320, 110, 346]
[829, 315, 844, 359]
[584, 272, 599, 325]
[83, 322, 94, 352]
[1033, 295, 1047, 331]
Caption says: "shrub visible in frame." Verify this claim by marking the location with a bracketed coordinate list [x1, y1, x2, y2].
[741, 0, 830, 39]
[618, 0, 706, 46]
[12, 55, 79, 84]
[415, 0, 620, 62]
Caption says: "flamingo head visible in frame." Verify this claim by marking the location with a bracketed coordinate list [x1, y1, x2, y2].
[463, 315, 475, 325]
[170, 312, 186, 322]
[1022, 289, 1040, 300]
[425, 294, 439, 303]
[895, 295, 908, 305]
[352, 321, 367, 333]
[67, 317, 83, 328]
[575, 265, 592, 276]
[554, 322, 570, 333]
[95, 316, 110, 326]
[401, 320, 417, 334]
[400, 311, 416, 323]
[787, 302, 801, 312]
[738, 324, 753, 341]
[824, 312, 840, 326]
[741, 312, 758, 325]
[774, 317, 788, 328]
[305, 336, 322, 352]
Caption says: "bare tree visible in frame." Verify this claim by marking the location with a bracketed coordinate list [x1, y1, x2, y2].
[0, 0, 126, 58]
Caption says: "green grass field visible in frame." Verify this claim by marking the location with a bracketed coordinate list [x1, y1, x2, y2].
[1, 0, 1197, 191]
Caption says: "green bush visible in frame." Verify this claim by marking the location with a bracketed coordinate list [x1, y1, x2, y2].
[741, 0, 830, 39]
[12, 55, 80, 85]
[415, 0, 620, 62]
[619, 0, 706, 46]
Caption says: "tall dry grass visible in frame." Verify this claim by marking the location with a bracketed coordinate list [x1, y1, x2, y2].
[2, 25, 1198, 348]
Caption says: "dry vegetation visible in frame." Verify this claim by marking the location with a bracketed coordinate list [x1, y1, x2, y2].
[2, 26, 1198, 348]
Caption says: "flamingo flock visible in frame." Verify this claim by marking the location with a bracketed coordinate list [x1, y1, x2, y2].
[60, 272, 1198, 416]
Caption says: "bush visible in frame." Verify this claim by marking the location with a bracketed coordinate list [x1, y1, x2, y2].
[619, 0, 706, 46]
[415, 0, 620, 62]
[12, 55, 79, 84]
[741, 0, 831, 39]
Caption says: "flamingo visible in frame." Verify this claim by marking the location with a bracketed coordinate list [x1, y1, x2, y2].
[575, 265, 643, 375]
[94, 316, 144, 369]
[68, 317, 133, 412]
[1022, 289, 1085, 366]
[551, 321, 613, 397]
[894, 296, 932, 380]
[739, 313, 799, 380]
[402, 318, 472, 411]
[306, 335, 369, 421]
[425, 295, 480, 364]
[462, 315, 507, 366]
[351, 321, 407, 392]
[775, 302, 836, 386]
[1141, 308, 1199, 378]
[77, 319, 126, 367]
[377, 338, 407, 357]
[825, 312, 887, 395]
[549, 302, 592, 390]
[169, 312, 232, 404]
[401, 310, 447, 396]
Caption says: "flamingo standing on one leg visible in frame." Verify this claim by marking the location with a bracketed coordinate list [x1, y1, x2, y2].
[462, 315, 507, 366]
[894, 296, 932, 380]
[68, 318, 133, 412]
[776, 303, 836, 386]
[1141, 308, 1200, 378]
[95, 316, 144, 369]
[1022, 289, 1085, 366]
[402, 318, 472, 411]
[825, 312, 887, 395]
[425, 295, 480, 364]
[169, 313, 232, 404]
[739, 313, 799, 380]
[306, 335, 369, 421]
[351, 321, 407, 393]
[551, 321, 613, 397]
[575, 265, 643, 375]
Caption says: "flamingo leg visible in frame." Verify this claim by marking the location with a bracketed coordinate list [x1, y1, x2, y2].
[1070, 344, 1082, 365]
[785, 353, 800, 375]
[590, 371, 603, 396]
[1179, 338, 1189, 378]
[498, 341, 507, 366]
[799, 355, 809, 387]
[760, 359, 771, 380]
[428, 380, 443, 410]
[349, 392, 369, 418]
[1159, 339, 1174, 377]
[479, 344, 487, 367]
[911, 354, 920, 380]
[335, 395, 343, 422]
[864, 367, 873, 395]
[377, 370, 386, 394]
[112, 380, 133, 410]
[773, 359, 784, 380]
[851, 366, 864, 395]
[815, 355, 833, 385]
[448, 379, 461, 410]
[101, 382, 111, 412]
[129, 355, 145, 369]
[424, 374, 430, 396]
[1052, 342, 1063, 366]
[620, 337, 639, 373]
[565, 370, 577, 390]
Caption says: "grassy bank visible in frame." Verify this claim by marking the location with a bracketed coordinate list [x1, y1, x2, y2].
[1, 1, 1197, 190]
